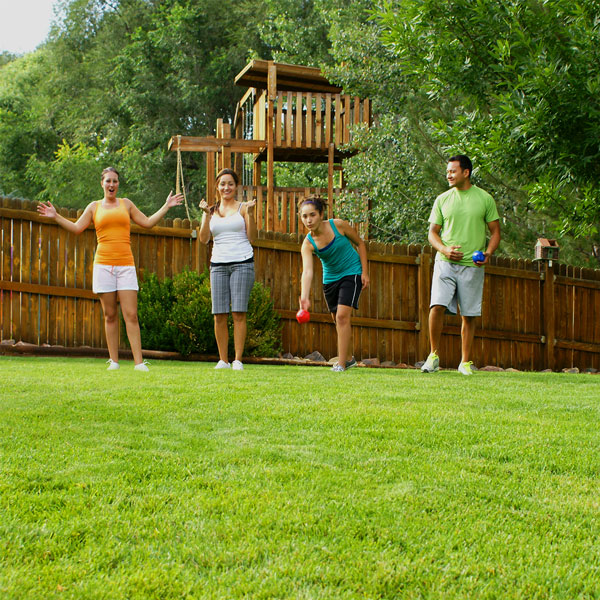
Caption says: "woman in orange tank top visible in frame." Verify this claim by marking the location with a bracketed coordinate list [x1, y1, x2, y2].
[37, 167, 183, 371]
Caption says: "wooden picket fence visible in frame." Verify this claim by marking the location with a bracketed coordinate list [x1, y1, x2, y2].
[2, 197, 600, 371]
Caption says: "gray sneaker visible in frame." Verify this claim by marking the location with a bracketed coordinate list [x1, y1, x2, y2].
[421, 352, 439, 373]
[331, 364, 345, 372]
[345, 356, 357, 369]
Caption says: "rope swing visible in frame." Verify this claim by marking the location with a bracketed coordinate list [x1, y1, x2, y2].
[175, 135, 192, 222]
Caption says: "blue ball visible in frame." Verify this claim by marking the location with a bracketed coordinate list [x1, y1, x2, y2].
[472, 251, 485, 263]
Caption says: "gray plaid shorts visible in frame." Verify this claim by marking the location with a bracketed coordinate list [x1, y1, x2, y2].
[210, 261, 255, 314]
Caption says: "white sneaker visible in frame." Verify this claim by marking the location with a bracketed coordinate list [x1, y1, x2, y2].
[458, 361, 473, 376]
[232, 360, 244, 371]
[106, 359, 120, 371]
[134, 360, 150, 372]
[215, 360, 231, 369]
[421, 352, 439, 373]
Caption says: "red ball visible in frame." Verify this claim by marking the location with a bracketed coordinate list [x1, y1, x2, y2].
[296, 309, 310, 324]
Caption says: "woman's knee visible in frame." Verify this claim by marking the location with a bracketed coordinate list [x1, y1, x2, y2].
[121, 308, 139, 325]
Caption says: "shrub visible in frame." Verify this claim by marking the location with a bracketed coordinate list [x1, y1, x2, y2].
[136, 271, 176, 350]
[239, 281, 282, 358]
[135, 269, 282, 358]
[167, 269, 216, 356]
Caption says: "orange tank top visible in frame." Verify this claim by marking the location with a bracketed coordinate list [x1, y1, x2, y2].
[93, 199, 135, 266]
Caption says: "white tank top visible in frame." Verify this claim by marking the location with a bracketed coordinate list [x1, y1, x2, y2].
[209, 204, 254, 263]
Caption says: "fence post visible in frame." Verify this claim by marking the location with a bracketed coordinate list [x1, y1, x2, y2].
[542, 261, 556, 371]
[418, 247, 432, 360]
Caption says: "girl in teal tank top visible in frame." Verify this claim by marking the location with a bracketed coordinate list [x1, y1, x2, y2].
[298, 196, 370, 372]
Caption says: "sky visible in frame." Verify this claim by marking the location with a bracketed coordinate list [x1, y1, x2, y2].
[0, 0, 59, 55]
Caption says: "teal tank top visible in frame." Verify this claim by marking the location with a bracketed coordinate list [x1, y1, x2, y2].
[307, 220, 362, 284]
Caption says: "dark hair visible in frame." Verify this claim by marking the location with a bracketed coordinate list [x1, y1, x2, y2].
[298, 194, 328, 216]
[448, 155, 472, 177]
[211, 168, 239, 216]
[101, 167, 119, 181]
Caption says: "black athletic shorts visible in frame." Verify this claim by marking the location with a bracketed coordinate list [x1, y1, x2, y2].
[323, 274, 363, 313]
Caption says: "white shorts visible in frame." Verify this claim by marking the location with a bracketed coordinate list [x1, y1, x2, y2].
[93, 265, 139, 294]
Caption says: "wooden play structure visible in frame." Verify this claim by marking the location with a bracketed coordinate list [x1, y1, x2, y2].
[168, 59, 371, 233]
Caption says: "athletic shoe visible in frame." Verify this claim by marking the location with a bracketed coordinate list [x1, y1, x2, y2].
[345, 356, 357, 369]
[134, 360, 150, 372]
[458, 361, 473, 376]
[106, 359, 120, 371]
[421, 352, 439, 373]
[215, 360, 231, 370]
[332, 364, 345, 372]
[232, 360, 244, 371]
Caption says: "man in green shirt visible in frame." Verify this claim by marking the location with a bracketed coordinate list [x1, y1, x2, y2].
[421, 155, 501, 375]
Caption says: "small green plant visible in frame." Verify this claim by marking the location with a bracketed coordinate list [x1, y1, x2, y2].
[168, 269, 215, 356]
[136, 269, 281, 357]
[235, 281, 282, 358]
[136, 271, 176, 350]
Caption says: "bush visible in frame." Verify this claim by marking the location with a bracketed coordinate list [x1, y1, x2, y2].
[239, 281, 282, 358]
[136, 269, 282, 358]
[136, 272, 176, 350]
[168, 269, 216, 356]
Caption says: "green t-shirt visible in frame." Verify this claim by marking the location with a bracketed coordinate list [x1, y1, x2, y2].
[429, 185, 499, 267]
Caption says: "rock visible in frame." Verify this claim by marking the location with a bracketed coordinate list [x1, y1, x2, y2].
[304, 351, 326, 362]
[479, 365, 504, 372]
[584, 367, 598, 374]
[380, 361, 396, 368]
[504, 368, 520, 372]
[282, 352, 294, 359]
[414, 360, 425, 368]
[327, 356, 338, 365]
[396, 362, 409, 369]
[540, 369, 553, 373]
[361, 357, 380, 367]
[1, 339, 15, 345]
[562, 367, 579, 374]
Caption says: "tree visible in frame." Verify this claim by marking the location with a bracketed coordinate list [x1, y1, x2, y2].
[372, 0, 600, 262]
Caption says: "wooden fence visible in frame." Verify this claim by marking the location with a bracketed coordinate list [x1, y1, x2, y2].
[2, 198, 600, 371]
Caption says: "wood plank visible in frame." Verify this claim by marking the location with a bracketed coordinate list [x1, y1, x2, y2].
[0, 280, 98, 299]
[295, 92, 303, 148]
[354, 96, 361, 126]
[335, 94, 342, 146]
[167, 136, 266, 153]
[305, 92, 313, 149]
[363, 98, 370, 125]
[11, 219, 22, 341]
[20, 220, 32, 343]
[276, 91, 283, 146]
[285, 91, 293, 147]
[315, 93, 323, 148]
[325, 94, 332, 145]
[344, 95, 351, 144]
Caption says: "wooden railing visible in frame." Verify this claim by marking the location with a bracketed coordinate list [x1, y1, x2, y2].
[247, 91, 370, 150]
[2, 198, 600, 371]
[239, 186, 343, 234]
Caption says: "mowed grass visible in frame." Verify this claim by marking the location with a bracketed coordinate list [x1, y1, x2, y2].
[1, 356, 599, 599]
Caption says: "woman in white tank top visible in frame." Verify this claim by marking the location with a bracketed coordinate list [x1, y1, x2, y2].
[199, 169, 257, 370]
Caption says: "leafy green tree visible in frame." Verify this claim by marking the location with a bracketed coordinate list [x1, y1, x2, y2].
[371, 0, 600, 262]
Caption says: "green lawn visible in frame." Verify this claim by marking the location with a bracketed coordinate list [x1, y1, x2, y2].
[1, 356, 599, 599]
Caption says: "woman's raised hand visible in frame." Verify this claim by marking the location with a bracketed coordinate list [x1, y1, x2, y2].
[166, 191, 184, 208]
[37, 201, 57, 219]
[199, 199, 210, 214]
